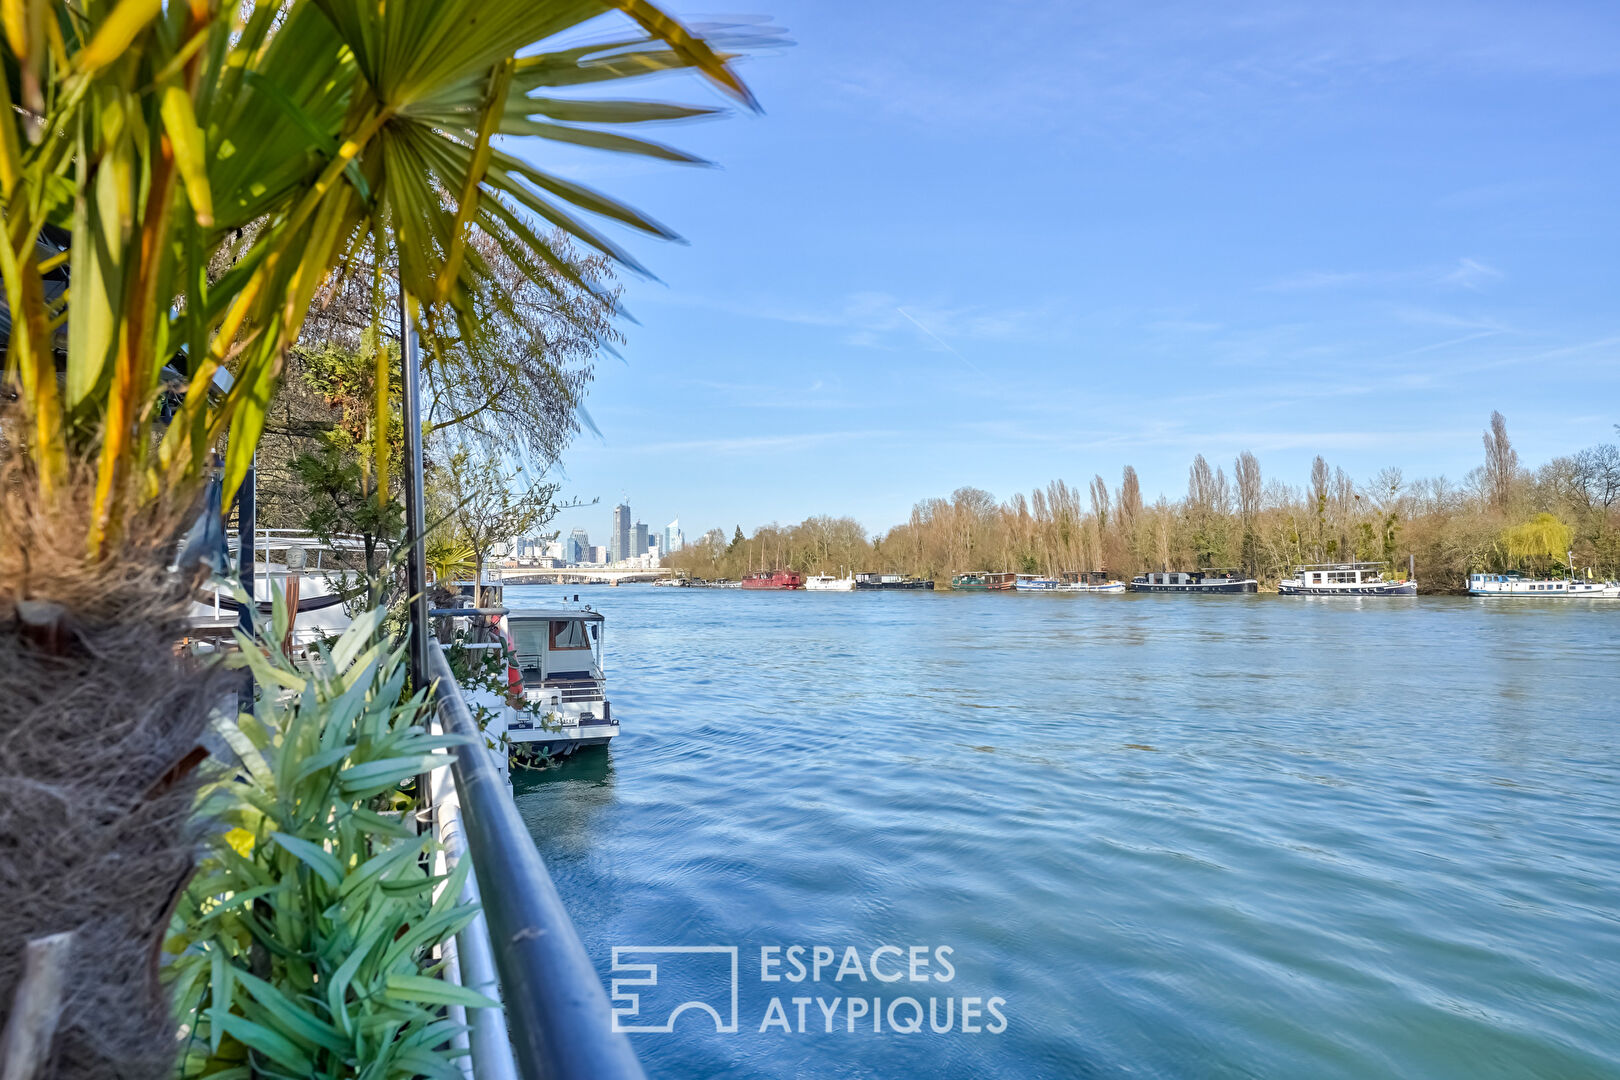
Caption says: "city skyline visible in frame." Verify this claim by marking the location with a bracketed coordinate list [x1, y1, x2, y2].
[533, 0, 1620, 542]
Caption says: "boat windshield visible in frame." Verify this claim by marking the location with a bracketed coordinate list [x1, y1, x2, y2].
[551, 619, 591, 649]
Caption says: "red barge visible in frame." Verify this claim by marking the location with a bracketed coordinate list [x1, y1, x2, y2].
[741, 570, 805, 590]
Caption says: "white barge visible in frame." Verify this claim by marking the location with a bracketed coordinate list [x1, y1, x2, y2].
[805, 573, 856, 591]
[1279, 561, 1416, 596]
[1057, 571, 1126, 593]
[1467, 572, 1620, 598]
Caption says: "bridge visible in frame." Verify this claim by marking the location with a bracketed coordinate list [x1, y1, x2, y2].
[498, 566, 676, 586]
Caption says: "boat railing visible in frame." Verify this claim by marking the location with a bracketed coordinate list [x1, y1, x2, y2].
[427, 642, 646, 1080]
[548, 682, 607, 704]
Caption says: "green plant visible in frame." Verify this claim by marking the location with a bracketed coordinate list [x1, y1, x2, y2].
[1, 8, 758, 1069]
[165, 603, 488, 1079]
[1501, 512, 1572, 572]
[1, 0, 755, 549]
[426, 537, 477, 590]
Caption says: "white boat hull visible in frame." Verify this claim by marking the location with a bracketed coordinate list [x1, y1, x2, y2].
[1278, 580, 1416, 596]
[1467, 579, 1620, 597]
[805, 577, 856, 591]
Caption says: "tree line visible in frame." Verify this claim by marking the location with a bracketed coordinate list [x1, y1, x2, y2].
[666, 414, 1620, 591]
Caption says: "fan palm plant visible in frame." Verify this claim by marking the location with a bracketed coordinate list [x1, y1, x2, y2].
[0, 1, 758, 1073]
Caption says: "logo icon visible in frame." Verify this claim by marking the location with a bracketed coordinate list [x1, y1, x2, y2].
[610, 946, 739, 1033]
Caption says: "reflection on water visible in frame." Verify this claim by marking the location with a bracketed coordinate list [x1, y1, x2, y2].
[508, 586, 1620, 1080]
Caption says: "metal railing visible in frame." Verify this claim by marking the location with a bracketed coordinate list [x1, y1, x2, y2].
[427, 642, 645, 1080]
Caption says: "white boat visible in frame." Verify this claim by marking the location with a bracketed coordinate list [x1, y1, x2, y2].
[1279, 561, 1416, 596]
[1467, 571, 1620, 598]
[1056, 571, 1126, 593]
[1014, 573, 1061, 591]
[189, 528, 369, 645]
[505, 604, 619, 759]
[805, 574, 856, 591]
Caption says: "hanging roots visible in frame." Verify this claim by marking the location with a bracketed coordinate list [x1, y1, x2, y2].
[0, 443, 225, 1078]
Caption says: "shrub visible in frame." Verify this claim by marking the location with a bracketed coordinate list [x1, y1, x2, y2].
[165, 605, 492, 1079]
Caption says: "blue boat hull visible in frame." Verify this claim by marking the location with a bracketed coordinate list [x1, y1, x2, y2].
[1128, 581, 1258, 594]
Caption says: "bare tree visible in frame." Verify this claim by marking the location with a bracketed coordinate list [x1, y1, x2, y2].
[1188, 455, 1217, 512]
[1119, 466, 1143, 525]
[1234, 451, 1262, 525]
[1572, 443, 1620, 510]
[1483, 410, 1518, 511]
[1310, 455, 1330, 560]
[1089, 475, 1110, 532]
[434, 446, 557, 607]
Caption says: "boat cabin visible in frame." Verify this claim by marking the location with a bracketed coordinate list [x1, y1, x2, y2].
[507, 608, 605, 698]
[1298, 563, 1382, 587]
[1139, 571, 1221, 586]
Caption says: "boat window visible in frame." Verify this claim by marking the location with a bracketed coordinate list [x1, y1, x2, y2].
[509, 621, 548, 666]
[550, 619, 591, 649]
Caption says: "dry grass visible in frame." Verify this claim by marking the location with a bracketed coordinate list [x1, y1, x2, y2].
[0, 444, 224, 1078]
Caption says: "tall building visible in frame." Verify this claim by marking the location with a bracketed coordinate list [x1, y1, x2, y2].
[565, 528, 588, 565]
[611, 503, 631, 563]
[665, 517, 684, 554]
[633, 522, 648, 561]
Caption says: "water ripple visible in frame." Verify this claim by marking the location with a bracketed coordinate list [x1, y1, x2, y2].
[511, 587, 1620, 1079]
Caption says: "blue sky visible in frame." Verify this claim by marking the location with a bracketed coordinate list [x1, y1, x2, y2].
[524, 0, 1620, 545]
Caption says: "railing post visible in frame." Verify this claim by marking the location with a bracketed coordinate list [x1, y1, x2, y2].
[399, 285, 430, 698]
[399, 284, 432, 813]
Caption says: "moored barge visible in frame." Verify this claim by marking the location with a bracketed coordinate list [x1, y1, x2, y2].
[1058, 570, 1126, 593]
[1279, 561, 1416, 596]
[951, 571, 1016, 591]
[854, 573, 935, 590]
[1128, 569, 1258, 594]
[741, 570, 805, 590]
[1014, 573, 1061, 591]
[1467, 571, 1620, 597]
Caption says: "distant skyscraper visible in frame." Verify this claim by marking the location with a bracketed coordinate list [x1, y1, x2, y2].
[665, 517, 684, 554]
[633, 522, 648, 560]
[567, 527, 589, 565]
[611, 503, 631, 563]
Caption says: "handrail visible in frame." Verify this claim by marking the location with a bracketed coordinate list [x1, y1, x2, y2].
[427, 642, 646, 1080]
[429, 733, 517, 1080]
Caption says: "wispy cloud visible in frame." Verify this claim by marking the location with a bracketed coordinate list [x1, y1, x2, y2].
[1440, 257, 1503, 289]
[687, 378, 859, 410]
[616, 430, 901, 456]
[895, 307, 989, 376]
[1262, 257, 1505, 294]
[825, 2, 1620, 151]
[650, 288, 1066, 350]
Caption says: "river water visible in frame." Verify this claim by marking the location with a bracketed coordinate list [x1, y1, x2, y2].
[504, 585, 1620, 1079]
